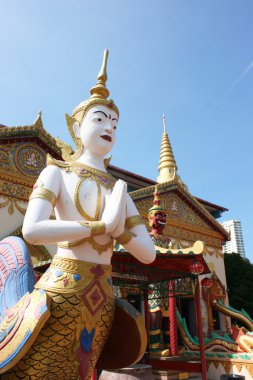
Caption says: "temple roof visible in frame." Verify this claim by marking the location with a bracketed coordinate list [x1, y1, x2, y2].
[0, 114, 228, 220]
[130, 179, 229, 240]
[0, 113, 61, 159]
[108, 164, 156, 191]
[108, 164, 227, 219]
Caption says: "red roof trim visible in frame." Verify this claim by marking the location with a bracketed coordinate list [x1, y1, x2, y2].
[195, 196, 228, 212]
[108, 164, 227, 212]
[108, 164, 156, 185]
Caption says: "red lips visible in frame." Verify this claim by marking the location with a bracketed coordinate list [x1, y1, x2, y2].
[101, 135, 112, 142]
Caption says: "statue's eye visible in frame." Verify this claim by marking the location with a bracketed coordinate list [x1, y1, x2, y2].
[113, 126, 117, 130]
[98, 118, 102, 122]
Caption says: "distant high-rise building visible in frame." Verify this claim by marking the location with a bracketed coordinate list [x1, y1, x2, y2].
[221, 220, 245, 258]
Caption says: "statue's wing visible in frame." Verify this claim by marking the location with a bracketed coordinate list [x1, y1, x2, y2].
[0, 237, 36, 319]
[0, 289, 51, 374]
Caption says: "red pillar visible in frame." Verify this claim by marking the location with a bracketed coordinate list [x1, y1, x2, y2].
[169, 281, 178, 356]
[195, 278, 207, 380]
[144, 292, 150, 353]
[91, 370, 97, 380]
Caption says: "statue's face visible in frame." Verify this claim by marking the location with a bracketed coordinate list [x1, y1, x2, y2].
[149, 210, 167, 230]
[79, 105, 118, 157]
[154, 211, 166, 228]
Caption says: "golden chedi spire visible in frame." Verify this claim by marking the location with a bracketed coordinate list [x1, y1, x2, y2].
[157, 114, 178, 183]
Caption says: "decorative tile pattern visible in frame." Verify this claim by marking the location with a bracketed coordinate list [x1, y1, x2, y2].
[82, 280, 107, 317]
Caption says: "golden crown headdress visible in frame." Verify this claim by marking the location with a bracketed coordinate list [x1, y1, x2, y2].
[57, 49, 119, 161]
[72, 49, 119, 122]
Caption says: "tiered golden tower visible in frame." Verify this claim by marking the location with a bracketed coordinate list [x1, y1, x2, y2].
[157, 114, 178, 183]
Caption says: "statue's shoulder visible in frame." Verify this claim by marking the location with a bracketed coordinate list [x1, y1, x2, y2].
[46, 154, 71, 170]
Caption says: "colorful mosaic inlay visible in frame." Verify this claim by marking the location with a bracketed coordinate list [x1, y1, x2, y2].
[13, 144, 46, 177]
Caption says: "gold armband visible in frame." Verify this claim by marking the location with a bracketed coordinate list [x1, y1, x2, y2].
[125, 215, 145, 230]
[78, 221, 106, 236]
[29, 187, 56, 208]
[115, 229, 136, 245]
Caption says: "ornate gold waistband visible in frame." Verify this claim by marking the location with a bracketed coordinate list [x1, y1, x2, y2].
[50, 255, 111, 276]
[35, 256, 113, 294]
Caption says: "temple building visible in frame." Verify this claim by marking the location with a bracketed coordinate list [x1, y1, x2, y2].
[0, 112, 229, 313]
[0, 111, 231, 328]
[3, 113, 253, 378]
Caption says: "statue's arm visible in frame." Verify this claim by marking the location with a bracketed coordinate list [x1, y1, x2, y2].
[116, 194, 156, 264]
[22, 167, 126, 245]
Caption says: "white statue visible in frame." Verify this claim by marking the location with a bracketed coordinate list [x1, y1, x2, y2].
[23, 100, 155, 263]
[1, 50, 156, 380]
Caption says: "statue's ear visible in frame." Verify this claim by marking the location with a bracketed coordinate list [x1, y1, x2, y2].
[73, 121, 81, 138]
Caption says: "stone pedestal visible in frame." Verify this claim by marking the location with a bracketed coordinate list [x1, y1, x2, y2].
[100, 364, 154, 380]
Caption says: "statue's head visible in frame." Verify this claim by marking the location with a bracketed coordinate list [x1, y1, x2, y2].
[64, 50, 119, 161]
[73, 104, 118, 158]
[148, 187, 167, 235]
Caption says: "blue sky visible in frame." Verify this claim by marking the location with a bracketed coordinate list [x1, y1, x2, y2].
[0, 1, 252, 261]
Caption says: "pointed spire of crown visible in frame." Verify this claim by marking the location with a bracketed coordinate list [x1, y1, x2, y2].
[72, 49, 119, 124]
[157, 114, 178, 183]
[90, 49, 110, 99]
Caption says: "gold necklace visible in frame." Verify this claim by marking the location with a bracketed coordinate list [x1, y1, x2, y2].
[48, 157, 115, 254]
[71, 162, 115, 221]
[69, 161, 115, 190]
[74, 178, 102, 221]
[47, 155, 116, 189]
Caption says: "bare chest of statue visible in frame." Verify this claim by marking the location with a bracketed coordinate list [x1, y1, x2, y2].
[52, 164, 116, 262]
[54, 164, 115, 224]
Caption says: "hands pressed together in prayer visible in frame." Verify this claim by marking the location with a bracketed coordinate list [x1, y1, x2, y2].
[102, 180, 127, 238]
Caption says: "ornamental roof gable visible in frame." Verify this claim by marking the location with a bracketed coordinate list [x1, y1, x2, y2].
[130, 179, 229, 241]
[0, 113, 62, 202]
[0, 113, 61, 158]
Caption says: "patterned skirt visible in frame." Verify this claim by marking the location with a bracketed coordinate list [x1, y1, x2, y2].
[3, 256, 115, 380]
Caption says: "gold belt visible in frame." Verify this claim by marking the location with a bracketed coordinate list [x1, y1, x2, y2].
[35, 255, 113, 295]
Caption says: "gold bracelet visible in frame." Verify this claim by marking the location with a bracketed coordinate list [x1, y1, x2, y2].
[78, 221, 106, 236]
[29, 187, 56, 208]
[115, 229, 136, 245]
[125, 215, 145, 230]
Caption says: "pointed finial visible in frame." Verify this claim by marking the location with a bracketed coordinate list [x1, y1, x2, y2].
[163, 113, 166, 134]
[97, 49, 108, 83]
[90, 49, 110, 99]
[157, 114, 178, 183]
[34, 111, 43, 130]
[148, 186, 164, 214]
[153, 186, 160, 206]
[34, 111, 42, 124]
